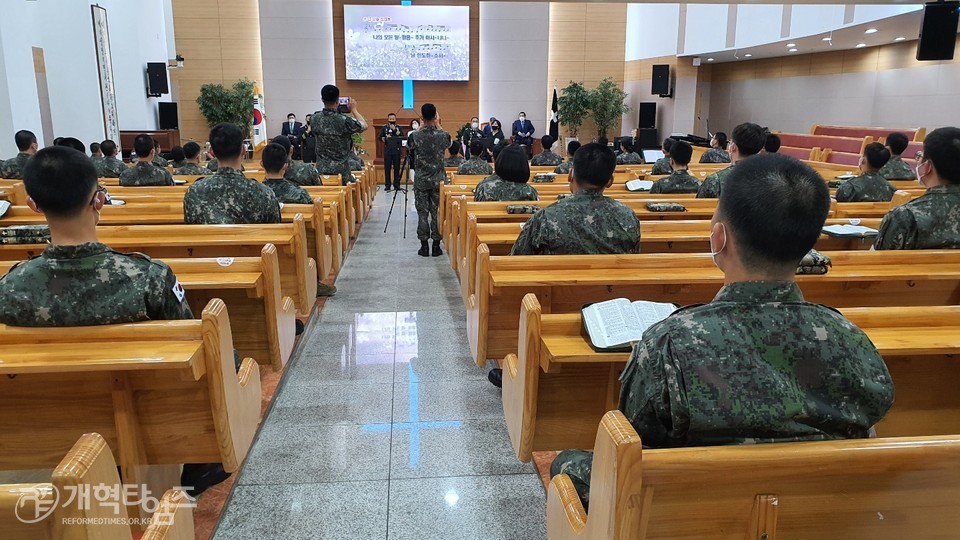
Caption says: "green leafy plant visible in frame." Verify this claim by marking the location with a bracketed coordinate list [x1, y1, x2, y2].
[557, 81, 591, 137]
[352, 132, 367, 155]
[589, 78, 631, 141]
[196, 79, 256, 138]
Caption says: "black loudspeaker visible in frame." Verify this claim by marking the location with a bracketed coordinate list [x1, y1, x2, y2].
[146, 62, 169, 97]
[651, 64, 670, 96]
[917, 2, 959, 61]
[638, 128, 658, 150]
[638, 102, 656, 129]
[158, 102, 179, 130]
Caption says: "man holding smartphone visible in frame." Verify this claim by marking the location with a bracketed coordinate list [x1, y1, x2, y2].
[309, 84, 368, 185]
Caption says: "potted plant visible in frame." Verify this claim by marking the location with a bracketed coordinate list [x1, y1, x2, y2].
[589, 78, 631, 141]
[196, 79, 256, 138]
[557, 81, 590, 138]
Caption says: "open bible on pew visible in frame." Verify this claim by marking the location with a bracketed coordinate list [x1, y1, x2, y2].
[582, 298, 677, 352]
[625, 179, 654, 192]
[822, 224, 879, 238]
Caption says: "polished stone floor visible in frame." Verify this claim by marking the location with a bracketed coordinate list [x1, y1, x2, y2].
[214, 194, 547, 539]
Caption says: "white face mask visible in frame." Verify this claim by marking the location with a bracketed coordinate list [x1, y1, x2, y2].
[471, 122, 479, 129]
[411, 123, 420, 130]
[709, 223, 726, 267]
[288, 118, 295, 124]
[519, 116, 525, 122]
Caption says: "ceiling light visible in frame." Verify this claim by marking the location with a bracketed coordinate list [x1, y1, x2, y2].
[864, 28, 878, 34]
[744, 53, 752, 58]
[707, 58, 714, 62]
[786, 43, 797, 47]
[895, 36, 906, 42]
[789, 48, 798, 52]
[856, 43, 867, 48]
[822, 37, 832, 42]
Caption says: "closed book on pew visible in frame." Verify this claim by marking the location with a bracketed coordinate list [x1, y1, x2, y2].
[582, 298, 677, 352]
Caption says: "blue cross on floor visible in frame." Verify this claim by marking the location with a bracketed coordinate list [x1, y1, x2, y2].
[363, 363, 461, 468]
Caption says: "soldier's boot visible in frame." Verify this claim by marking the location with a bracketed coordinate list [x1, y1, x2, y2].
[418, 240, 430, 257]
[317, 282, 337, 296]
[431, 240, 443, 257]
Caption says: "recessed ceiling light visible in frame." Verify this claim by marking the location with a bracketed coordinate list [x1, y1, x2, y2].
[789, 48, 798, 52]
[744, 53, 752, 57]
[786, 43, 797, 47]
[895, 36, 906, 42]
[856, 43, 867, 48]
[707, 58, 715, 62]
[822, 37, 832, 42]
[865, 28, 878, 34]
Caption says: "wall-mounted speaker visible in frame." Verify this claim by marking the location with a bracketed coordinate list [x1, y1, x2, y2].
[917, 1, 959, 61]
[146, 62, 169, 97]
[158, 102, 179, 130]
[651, 64, 671, 97]
[638, 102, 656, 130]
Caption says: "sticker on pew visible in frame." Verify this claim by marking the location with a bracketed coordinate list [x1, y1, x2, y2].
[217, 257, 235, 267]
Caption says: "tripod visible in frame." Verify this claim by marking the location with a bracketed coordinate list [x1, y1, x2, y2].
[383, 149, 411, 237]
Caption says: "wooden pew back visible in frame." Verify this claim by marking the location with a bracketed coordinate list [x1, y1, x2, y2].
[812, 123, 926, 142]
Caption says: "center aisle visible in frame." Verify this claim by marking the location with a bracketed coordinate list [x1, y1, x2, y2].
[214, 191, 547, 539]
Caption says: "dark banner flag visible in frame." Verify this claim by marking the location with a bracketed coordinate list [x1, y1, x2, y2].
[549, 88, 559, 141]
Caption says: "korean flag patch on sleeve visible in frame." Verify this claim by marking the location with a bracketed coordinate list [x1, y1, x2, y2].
[172, 279, 186, 303]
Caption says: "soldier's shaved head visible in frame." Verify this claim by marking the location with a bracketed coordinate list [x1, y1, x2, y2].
[572, 143, 616, 189]
[23, 146, 98, 218]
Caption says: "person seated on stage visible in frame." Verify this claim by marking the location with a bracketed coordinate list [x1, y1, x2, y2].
[168, 146, 187, 169]
[95, 139, 127, 178]
[700, 131, 732, 163]
[875, 126, 960, 250]
[554, 140, 581, 175]
[457, 141, 494, 176]
[443, 141, 466, 168]
[552, 153, 894, 509]
[474, 145, 538, 202]
[151, 139, 170, 168]
[530, 135, 563, 166]
[173, 142, 213, 176]
[1, 130, 38, 179]
[615, 137, 644, 165]
[89, 142, 102, 160]
[183, 123, 281, 225]
[650, 138, 674, 175]
[879, 131, 918, 181]
[697, 123, 767, 198]
[485, 119, 508, 160]
[764, 133, 781, 154]
[650, 140, 699, 194]
[261, 142, 312, 205]
[512, 111, 535, 157]
[835, 143, 896, 203]
[119, 134, 174, 186]
[270, 135, 319, 186]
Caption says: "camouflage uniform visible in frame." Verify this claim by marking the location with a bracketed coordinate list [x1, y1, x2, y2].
[183, 167, 281, 224]
[457, 156, 493, 176]
[650, 157, 672, 175]
[310, 108, 364, 185]
[348, 153, 363, 171]
[696, 164, 735, 198]
[473, 177, 539, 202]
[552, 281, 894, 506]
[874, 184, 960, 250]
[511, 191, 640, 255]
[0, 242, 193, 326]
[119, 161, 174, 186]
[879, 155, 917, 181]
[443, 156, 466, 168]
[650, 169, 700, 194]
[0, 153, 31, 179]
[95, 156, 128, 178]
[615, 152, 643, 165]
[700, 147, 731, 163]
[152, 155, 170, 168]
[406, 124, 451, 241]
[284, 160, 321, 186]
[833, 171, 896, 202]
[531, 150, 562, 166]
[472, 175, 499, 198]
[173, 163, 212, 176]
[554, 161, 572, 175]
[205, 158, 218, 171]
[170, 159, 188, 169]
[264, 178, 313, 205]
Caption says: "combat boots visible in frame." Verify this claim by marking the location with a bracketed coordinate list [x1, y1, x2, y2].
[432, 240, 443, 257]
[418, 240, 430, 257]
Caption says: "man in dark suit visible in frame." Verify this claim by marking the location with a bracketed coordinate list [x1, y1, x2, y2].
[281, 113, 304, 159]
[512, 112, 535, 157]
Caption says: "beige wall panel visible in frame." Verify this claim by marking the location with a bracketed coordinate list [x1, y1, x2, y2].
[176, 39, 225, 61]
[219, 17, 262, 37]
[175, 18, 222, 39]
[550, 3, 587, 22]
[809, 50, 845, 75]
[172, 0, 220, 20]
[218, 0, 260, 16]
[550, 20, 586, 40]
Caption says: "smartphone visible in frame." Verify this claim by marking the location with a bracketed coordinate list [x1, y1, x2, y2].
[338, 97, 350, 113]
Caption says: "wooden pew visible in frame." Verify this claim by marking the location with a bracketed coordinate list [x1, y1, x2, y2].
[547, 410, 960, 540]
[505, 294, 960, 461]
[778, 132, 871, 155]
[812, 123, 926, 142]
[0, 300, 260, 523]
[0, 218, 318, 315]
[0, 181, 27, 205]
[467, 249, 960, 367]
[0, 244, 295, 371]
[0, 433, 194, 539]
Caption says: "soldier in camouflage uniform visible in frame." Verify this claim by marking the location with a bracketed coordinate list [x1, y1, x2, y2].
[310, 85, 367, 186]
[348, 149, 363, 171]
[457, 141, 494, 176]
[699, 132, 732, 163]
[120, 134, 174, 186]
[615, 137, 643, 165]
[168, 146, 187, 169]
[205, 157, 219, 171]
[443, 141, 466, 168]
[173, 141, 212, 176]
[473, 145, 538, 202]
[511, 143, 640, 256]
[270, 135, 320, 186]
[260, 142, 312, 205]
[879, 131, 918, 181]
[1, 130, 38, 179]
[650, 140, 700, 194]
[834, 143, 896, 202]
[697, 123, 767, 198]
[183, 123, 281, 225]
[552, 153, 894, 508]
[650, 138, 673, 175]
[406, 103, 451, 257]
[875, 127, 960, 250]
[94, 139, 128, 178]
[151, 140, 170, 168]
[531, 135, 563, 166]
[554, 140, 581, 175]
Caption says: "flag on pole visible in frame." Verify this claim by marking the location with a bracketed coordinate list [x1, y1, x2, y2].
[252, 85, 267, 151]
[549, 87, 559, 141]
